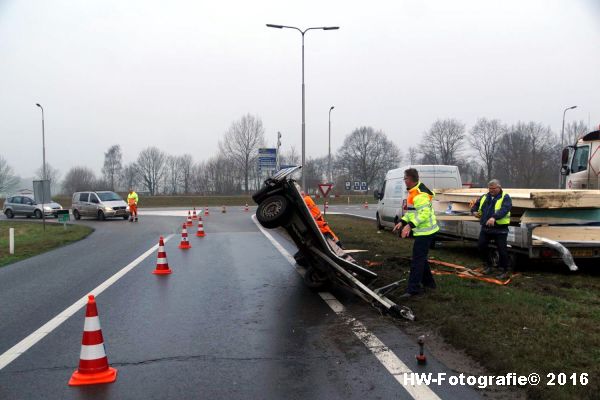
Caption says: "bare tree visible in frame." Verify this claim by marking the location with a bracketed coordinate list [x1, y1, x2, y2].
[164, 155, 182, 195]
[564, 120, 588, 146]
[405, 146, 419, 164]
[179, 154, 194, 194]
[494, 122, 559, 188]
[102, 145, 123, 191]
[0, 156, 19, 194]
[469, 118, 506, 181]
[35, 163, 61, 194]
[304, 156, 328, 190]
[420, 119, 465, 164]
[191, 161, 210, 195]
[280, 145, 300, 166]
[62, 167, 96, 194]
[219, 114, 265, 193]
[136, 147, 166, 195]
[121, 163, 139, 191]
[336, 126, 401, 192]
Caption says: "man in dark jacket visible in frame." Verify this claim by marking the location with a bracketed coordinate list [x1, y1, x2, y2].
[470, 179, 512, 279]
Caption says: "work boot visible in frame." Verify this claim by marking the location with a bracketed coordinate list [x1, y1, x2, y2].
[496, 271, 510, 280]
[135, 217, 138, 222]
[129, 217, 133, 222]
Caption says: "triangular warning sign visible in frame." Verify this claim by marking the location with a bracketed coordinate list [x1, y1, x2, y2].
[318, 183, 333, 198]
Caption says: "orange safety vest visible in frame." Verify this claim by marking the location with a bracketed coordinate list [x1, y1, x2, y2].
[303, 195, 339, 242]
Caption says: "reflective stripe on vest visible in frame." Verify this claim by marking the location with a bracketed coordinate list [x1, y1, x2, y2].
[478, 192, 510, 225]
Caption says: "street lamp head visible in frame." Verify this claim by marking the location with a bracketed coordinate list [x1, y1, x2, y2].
[569, 105, 578, 110]
[36, 103, 41, 107]
[330, 106, 335, 111]
[266, 24, 284, 29]
[323, 26, 339, 30]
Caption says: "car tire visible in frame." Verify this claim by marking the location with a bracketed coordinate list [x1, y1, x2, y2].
[73, 209, 81, 220]
[303, 266, 331, 291]
[98, 210, 106, 221]
[34, 210, 43, 219]
[376, 212, 384, 231]
[256, 195, 291, 229]
[5, 209, 14, 219]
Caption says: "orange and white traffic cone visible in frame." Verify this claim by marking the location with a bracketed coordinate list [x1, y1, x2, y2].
[68, 295, 117, 386]
[204, 207, 209, 216]
[221, 205, 226, 213]
[196, 220, 205, 237]
[186, 211, 193, 227]
[244, 203, 249, 212]
[152, 236, 172, 275]
[192, 208, 198, 221]
[178, 223, 191, 249]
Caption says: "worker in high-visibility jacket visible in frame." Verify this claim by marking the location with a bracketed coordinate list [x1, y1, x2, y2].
[470, 179, 512, 279]
[393, 168, 439, 297]
[302, 192, 341, 247]
[127, 188, 139, 222]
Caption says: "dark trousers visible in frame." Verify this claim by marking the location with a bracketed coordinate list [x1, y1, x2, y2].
[478, 231, 509, 271]
[407, 235, 436, 294]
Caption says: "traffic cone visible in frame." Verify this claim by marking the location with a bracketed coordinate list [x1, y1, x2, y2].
[204, 207, 209, 216]
[244, 203, 249, 212]
[178, 223, 191, 249]
[68, 295, 117, 386]
[416, 335, 427, 365]
[152, 236, 172, 275]
[192, 208, 198, 221]
[186, 211, 193, 227]
[363, 201, 369, 209]
[196, 220, 205, 237]
[221, 205, 226, 213]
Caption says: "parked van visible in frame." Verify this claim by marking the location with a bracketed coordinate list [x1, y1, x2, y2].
[374, 165, 462, 230]
[71, 191, 130, 220]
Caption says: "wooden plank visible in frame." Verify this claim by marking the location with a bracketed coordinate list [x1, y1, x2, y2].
[435, 189, 600, 209]
[532, 226, 600, 242]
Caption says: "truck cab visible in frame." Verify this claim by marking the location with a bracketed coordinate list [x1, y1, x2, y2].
[561, 129, 600, 189]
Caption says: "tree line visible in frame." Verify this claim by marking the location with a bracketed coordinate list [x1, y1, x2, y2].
[0, 115, 591, 197]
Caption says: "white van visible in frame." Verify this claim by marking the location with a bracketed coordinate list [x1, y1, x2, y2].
[374, 165, 462, 230]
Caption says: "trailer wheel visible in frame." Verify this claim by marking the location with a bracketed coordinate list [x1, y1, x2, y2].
[256, 195, 291, 229]
[303, 266, 330, 291]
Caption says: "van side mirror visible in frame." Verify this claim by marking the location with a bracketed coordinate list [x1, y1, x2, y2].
[561, 147, 571, 165]
[373, 190, 380, 200]
[560, 166, 570, 176]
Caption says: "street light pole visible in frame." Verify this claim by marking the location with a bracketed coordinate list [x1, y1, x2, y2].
[328, 106, 335, 183]
[559, 105, 577, 188]
[35, 103, 46, 231]
[266, 24, 339, 191]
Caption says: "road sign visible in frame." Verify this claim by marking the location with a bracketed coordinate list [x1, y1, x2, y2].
[57, 209, 70, 223]
[33, 180, 51, 204]
[318, 183, 333, 198]
[258, 148, 277, 173]
[353, 181, 360, 191]
[345, 181, 351, 190]
[361, 182, 367, 191]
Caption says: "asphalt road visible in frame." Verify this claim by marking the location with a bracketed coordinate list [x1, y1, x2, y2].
[0, 208, 481, 399]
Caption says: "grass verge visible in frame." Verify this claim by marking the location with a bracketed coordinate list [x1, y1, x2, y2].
[0, 221, 93, 267]
[327, 214, 599, 400]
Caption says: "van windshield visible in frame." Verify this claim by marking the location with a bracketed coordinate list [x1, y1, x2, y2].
[98, 192, 122, 201]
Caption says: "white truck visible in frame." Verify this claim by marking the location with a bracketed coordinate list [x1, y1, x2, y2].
[561, 128, 600, 189]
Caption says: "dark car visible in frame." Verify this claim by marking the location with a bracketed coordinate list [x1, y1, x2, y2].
[252, 166, 414, 320]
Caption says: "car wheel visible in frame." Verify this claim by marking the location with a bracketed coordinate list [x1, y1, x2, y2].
[5, 209, 14, 219]
[376, 212, 384, 231]
[73, 209, 81, 220]
[98, 210, 106, 221]
[256, 195, 291, 229]
[303, 266, 331, 291]
[34, 209, 43, 219]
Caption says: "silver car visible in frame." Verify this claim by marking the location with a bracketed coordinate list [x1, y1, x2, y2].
[2, 195, 63, 219]
[71, 191, 130, 220]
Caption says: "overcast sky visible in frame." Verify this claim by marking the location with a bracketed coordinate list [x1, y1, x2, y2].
[1, 0, 599, 179]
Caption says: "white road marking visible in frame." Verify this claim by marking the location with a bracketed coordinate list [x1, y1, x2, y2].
[251, 215, 441, 400]
[0, 235, 174, 371]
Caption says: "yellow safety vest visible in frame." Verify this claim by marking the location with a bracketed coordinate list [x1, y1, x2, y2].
[478, 192, 510, 225]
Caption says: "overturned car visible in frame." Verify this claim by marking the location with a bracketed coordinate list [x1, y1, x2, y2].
[252, 166, 414, 320]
